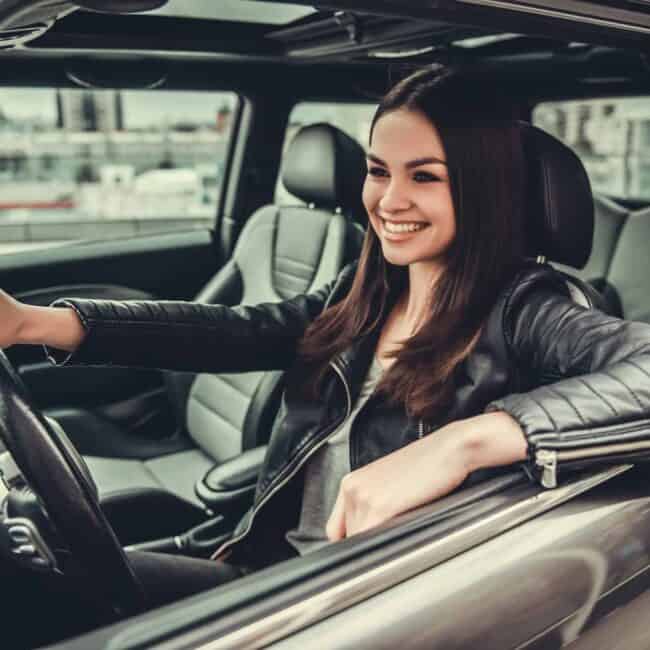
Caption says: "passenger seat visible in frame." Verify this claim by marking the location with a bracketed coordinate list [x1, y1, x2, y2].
[554, 193, 629, 317]
[597, 203, 650, 322]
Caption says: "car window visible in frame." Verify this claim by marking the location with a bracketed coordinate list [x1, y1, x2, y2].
[0, 88, 238, 254]
[275, 101, 376, 204]
[533, 97, 650, 200]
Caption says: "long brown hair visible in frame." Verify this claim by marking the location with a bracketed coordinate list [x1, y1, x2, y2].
[296, 68, 526, 421]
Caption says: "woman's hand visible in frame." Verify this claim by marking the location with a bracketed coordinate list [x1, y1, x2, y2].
[0, 289, 85, 352]
[0, 289, 27, 349]
[325, 411, 527, 541]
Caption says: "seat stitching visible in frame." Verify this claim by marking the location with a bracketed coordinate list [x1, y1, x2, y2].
[275, 269, 312, 284]
[211, 374, 255, 398]
[274, 268, 312, 282]
[275, 263, 312, 279]
[276, 256, 314, 271]
[190, 393, 242, 432]
[85, 457, 160, 490]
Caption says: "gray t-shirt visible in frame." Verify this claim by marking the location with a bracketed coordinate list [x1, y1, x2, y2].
[286, 356, 384, 555]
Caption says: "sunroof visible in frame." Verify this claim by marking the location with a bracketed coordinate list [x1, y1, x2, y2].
[151, 0, 316, 25]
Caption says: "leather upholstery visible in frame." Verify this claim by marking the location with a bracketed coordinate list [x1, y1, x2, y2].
[202, 445, 267, 492]
[553, 194, 629, 317]
[195, 445, 267, 515]
[46, 407, 192, 460]
[175, 149, 365, 465]
[575, 195, 628, 281]
[523, 124, 594, 268]
[602, 206, 650, 322]
[554, 194, 650, 324]
[86, 451, 214, 508]
[282, 122, 367, 222]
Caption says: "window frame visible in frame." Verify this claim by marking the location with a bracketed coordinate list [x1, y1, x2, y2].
[0, 85, 244, 256]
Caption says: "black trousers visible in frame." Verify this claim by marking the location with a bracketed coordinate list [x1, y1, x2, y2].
[126, 550, 245, 609]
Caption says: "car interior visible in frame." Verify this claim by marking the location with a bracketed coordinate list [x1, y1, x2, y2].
[2, 0, 650, 648]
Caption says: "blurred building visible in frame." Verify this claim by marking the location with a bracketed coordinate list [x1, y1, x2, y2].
[57, 89, 123, 132]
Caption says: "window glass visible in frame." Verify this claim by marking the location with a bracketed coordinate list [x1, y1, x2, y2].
[533, 97, 650, 199]
[152, 0, 315, 24]
[0, 88, 238, 254]
[275, 101, 376, 204]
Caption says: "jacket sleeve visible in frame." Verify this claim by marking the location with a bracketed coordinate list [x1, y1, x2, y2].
[44, 262, 356, 373]
[487, 286, 650, 488]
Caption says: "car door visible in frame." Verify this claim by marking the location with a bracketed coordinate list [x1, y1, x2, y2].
[45, 464, 650, 650]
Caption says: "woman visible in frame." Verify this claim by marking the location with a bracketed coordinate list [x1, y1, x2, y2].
[2, 68, 650, 606]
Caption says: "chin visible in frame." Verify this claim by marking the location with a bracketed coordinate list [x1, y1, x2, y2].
[380, 242, 451, 270]
[379, 246, 422, 267]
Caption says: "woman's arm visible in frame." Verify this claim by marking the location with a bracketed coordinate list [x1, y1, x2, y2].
[489, 287, 650, 487]
[326, 411, 526, 540]
[0, 289, 80, 351]
[1, 262, 357, 374]
[18, 304, 86, 352]
[326, 282, 650, 540]
[0, 289, 86, 352]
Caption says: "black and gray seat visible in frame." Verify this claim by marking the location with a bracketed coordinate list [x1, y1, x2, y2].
[557, 193, 650, 324]
[601, 204, 650, 322]
[553, 193, 629, 316]
[522, 124, 604, 312]
[51, 123, 368, 543]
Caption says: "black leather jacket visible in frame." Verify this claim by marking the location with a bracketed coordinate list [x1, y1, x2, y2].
[51, 260, 650, 567]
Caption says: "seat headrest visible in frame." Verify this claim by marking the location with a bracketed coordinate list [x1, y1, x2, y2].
[282, 123, 367, 221]
[522, 123, 594, 268]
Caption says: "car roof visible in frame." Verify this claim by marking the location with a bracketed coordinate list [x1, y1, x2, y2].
[1, 2, 650, 104]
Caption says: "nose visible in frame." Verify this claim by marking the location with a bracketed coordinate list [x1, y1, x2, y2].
[378, 178, 412, 214]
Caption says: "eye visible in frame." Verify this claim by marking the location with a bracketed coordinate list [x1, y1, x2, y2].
[413, 171, 441, 183]
[367, 166, 388, 178]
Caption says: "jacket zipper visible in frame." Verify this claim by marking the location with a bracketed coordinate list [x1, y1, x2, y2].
[331, 357, 352, 419]
[536, 439, 650, 489]
[212, 357, 353, 559]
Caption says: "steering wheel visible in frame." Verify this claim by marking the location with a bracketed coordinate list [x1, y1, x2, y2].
[0, 351, 147, 617]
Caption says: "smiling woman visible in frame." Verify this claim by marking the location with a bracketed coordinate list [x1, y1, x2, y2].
[299, 69, 526, 422]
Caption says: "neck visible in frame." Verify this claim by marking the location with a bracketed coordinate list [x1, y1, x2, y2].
[401, 260, 445, 331]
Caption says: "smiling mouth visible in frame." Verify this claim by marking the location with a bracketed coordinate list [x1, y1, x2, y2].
[381, 218, 430, 234]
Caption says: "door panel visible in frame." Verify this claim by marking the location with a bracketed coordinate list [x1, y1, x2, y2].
[1, 229, 222, 442]
[0, 229, 218, 298]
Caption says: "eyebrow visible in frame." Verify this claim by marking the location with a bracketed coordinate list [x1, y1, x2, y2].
[366, 153, 448, 168]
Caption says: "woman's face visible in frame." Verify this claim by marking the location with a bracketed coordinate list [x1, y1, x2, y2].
[363, 108, 456, 270]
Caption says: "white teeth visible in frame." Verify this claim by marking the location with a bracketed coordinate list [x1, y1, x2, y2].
[383, 220, 427, 234]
